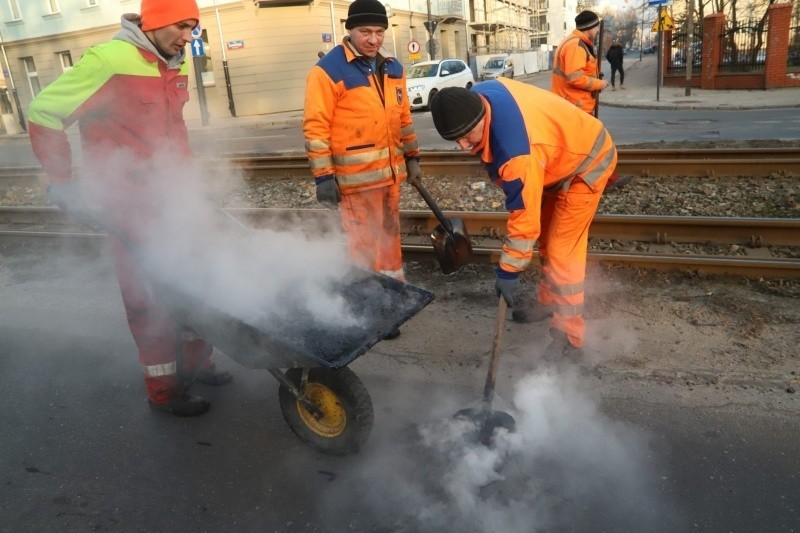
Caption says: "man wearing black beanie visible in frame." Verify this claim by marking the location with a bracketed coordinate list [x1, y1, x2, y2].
[551, 10, 608, 115]
[430, 80, 618, 358]
[303, 0, 421, 340]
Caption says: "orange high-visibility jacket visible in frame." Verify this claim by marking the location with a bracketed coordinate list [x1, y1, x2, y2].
[472, 79, 617, 274]
[551, 29, 604, 114]
[303, 39, 419, 194]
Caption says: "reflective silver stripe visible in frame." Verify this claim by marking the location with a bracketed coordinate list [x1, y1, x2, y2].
[396, 160, 408, 174]
[571, 129, 608, 177]
[583, 145, 617, 186]
[305, 139, 330, 151]
[142, 362, 177, 378]
[554, 302, 584, 316]
[337, 166, 394, 186]
[403, 139, 419, 153]
[567, 71, 585, 81]
[378, 267, 405, 279]
[551, 281, 584, 296]
[504, 237, 535, 254]
[500, 251, 530, 270]
[309, 156, 333, 171]
[332, 147, 390, 166]
[401, 125, 415, 137]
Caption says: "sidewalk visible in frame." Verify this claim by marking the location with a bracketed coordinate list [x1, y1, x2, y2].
[527, 53, 800, 110]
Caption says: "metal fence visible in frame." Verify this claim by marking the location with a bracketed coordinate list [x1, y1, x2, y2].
[718, 19, 768, 73]
[789, 25, 800, 72]
[668, 31, 703, 75]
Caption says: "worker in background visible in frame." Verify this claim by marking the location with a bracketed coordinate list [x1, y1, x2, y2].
[27, 0, 232, 417]
[430, 81, 618, 358]
[303, 0, 422, 340]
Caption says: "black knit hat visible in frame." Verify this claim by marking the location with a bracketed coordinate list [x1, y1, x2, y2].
[345, 0, 388, 29]
[430, 88, 486, 141]
[575, 10, 600, 31]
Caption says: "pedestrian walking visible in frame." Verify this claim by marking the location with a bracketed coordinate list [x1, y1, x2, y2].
[430, 80, 618, 357]
[606, 39, 625, 91]
[302, 0, 422, 339]
[27, 0, 232, 417]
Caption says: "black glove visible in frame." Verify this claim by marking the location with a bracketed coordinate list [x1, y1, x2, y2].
[47, 181, 88, 214]
[315, 175, 340, 206]
[494, 268, 520, 307]
[406, 157, 422, 187]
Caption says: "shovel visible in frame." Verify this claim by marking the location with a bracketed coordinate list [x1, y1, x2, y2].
[454, 296, 516, 446]
[408, 179, 473, 275]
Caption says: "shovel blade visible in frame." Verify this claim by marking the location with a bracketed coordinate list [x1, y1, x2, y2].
[431, 218, 473, 275]
[454, 407, 516, 447]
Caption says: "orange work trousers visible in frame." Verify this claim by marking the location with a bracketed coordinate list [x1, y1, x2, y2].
[338, 182, 404, 280]
[536, 173, 611, 348]
[111, 237, 212, 403]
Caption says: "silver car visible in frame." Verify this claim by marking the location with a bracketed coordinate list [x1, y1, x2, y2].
[480, 56, 514, 81]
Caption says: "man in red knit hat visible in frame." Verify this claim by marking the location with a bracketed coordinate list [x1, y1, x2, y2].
[27, 0, 233, 417]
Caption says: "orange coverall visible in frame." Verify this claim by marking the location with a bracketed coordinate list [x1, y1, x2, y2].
[303, 38, 419, 279]
[472, 79, 617, 347]
[551, 29, 605, 115]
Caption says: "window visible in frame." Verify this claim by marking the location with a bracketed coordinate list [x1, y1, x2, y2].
[58, 51, 73, 72]
[23, 57, 41, 97]
[8, 0, 22, 20]
[47, 0, 60, 14]
[87, 0, 99, 5]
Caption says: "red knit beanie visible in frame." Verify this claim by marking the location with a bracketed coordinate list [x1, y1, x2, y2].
[140, 0, 200, 31]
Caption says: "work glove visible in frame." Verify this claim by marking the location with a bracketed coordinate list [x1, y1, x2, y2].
[315, 175, 340, 207]
[47, 181, 94, 217]
[406, 157, 423, 187]
[494, 268, 520, 307]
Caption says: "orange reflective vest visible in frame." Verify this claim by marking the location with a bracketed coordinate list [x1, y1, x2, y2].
[303, 38, 419, 194]
[551, 29, 604, 114]
[471, 79, 617, 274]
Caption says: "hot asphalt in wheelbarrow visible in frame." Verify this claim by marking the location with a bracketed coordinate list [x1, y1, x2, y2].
[161, 268, 434, 370]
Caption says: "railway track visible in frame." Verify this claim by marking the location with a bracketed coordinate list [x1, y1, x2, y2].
[2, 206, 798, 279]
[2, 148, 800, 185]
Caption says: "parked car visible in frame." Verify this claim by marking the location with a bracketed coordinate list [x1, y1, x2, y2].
[480, 56, 514, 80]
[642, 44, 659, 54]
[406, 59, 475, 110]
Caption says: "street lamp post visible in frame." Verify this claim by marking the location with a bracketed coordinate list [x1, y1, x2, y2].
[0, 27, 27, 132]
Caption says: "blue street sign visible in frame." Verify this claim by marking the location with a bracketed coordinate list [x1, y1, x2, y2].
[191, 38, 205, 57]
[191, 25, 202, 39]
[647, 0, 669, 5]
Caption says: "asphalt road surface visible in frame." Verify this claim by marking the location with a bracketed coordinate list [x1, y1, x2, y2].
[1, 239, 798, 532]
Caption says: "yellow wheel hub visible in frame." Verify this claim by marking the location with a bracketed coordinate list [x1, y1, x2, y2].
[296, 382, 346, 438]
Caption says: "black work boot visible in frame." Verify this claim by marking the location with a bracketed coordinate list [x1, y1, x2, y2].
[195, 363, 234, 386]
[149, 393, 210, 417]
[604, 174, 633, 192]
[512, 302, 553, 324]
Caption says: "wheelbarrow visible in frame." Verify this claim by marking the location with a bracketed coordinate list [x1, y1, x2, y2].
[67, 205, 434, 455]
[160, 269, 433, 455]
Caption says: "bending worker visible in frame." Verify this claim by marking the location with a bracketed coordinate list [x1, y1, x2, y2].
[27, 0, 231, 417]
[430, 80, 617, 358]
[302, 0, 421, 338]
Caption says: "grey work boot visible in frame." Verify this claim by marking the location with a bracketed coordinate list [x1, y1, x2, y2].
[512, 302, 553, 324]
[149, 393, 210, 417]
[542, 328, 584, 362]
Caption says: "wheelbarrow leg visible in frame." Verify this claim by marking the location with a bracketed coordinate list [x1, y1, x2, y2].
[269, 368, 325, 420]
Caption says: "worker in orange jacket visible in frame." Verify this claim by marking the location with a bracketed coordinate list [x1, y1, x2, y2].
[551, 10, 609, 114]
[303, 0, 420, 339]
[430, 80, 617, 358]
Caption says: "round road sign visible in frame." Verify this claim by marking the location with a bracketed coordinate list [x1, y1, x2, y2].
[407, 40, 420, 54]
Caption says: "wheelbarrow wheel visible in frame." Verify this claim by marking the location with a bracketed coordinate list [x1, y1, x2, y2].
[278, 367, 374, 455]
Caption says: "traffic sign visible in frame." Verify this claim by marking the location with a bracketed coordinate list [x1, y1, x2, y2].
[407, 40, 420, 54]
[191, 38, 205, 57]
[647, 0, 669, 5]
[651, 8, 674, 31]
[191, 24, 202, 39]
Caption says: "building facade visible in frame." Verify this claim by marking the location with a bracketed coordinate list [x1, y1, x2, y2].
[0, 0, 570, 127]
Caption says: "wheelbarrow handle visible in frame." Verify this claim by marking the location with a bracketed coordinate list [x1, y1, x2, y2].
[408, 179, 455, 235]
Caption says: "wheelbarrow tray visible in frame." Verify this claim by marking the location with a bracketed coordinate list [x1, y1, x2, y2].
[161, 269, 434, 370]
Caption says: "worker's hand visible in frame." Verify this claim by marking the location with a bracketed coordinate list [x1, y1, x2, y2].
[315, 175, 340, 207]
[494, 268, 520, 307]
[406, 157, 423, 187]
[47, 181, 88, 215]
[599, 80, 610, 90]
